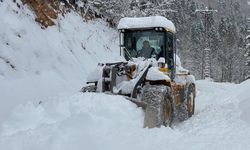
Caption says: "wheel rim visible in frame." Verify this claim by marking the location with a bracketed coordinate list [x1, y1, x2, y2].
[188, 93, 194, 114]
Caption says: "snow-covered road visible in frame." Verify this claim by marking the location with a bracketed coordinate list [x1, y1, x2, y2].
[174, 80, 250, 149]
[1, 80, 250, 150]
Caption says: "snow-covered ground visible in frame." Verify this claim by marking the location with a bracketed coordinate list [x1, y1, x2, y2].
[0, 0, 122, 123]
[1, 80, 250, 150]
[1, 1, 250, 150]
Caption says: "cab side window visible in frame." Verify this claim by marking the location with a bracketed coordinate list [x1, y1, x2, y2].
[166, 32, 174, 69]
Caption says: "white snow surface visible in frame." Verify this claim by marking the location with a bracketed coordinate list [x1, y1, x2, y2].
[1, 80, 250, 150]
[237, 79, 250, 125]
[117, 16, 176, 33]
[0, 0, 123, 123]
[146, 67, 170, 81]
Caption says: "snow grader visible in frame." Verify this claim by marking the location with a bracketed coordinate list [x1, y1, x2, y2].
[82, 16, 196, 128]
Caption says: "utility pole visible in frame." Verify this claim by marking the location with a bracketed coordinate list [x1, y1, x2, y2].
[195, 6, 217, 80]
[245, 17, 250, 80]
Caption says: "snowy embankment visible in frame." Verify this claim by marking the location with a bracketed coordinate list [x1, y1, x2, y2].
[238, 80, 250, 125]
[1, 80, 250, 150]
[0, 1, 122, 122]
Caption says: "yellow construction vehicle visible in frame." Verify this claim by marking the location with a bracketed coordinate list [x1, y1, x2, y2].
[82, 16, 196, 128]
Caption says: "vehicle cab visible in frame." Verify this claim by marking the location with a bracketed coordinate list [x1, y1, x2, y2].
[117, 16, 177, 80]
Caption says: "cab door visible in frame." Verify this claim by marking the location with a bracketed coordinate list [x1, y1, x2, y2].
[166, 31, 176, 80]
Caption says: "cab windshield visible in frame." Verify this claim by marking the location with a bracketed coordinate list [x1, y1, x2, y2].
[123, 30, 164, 60]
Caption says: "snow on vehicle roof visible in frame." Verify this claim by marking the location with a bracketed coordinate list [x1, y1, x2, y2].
[117, 16, 176, 33]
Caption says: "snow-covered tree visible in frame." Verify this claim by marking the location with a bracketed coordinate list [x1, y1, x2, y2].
[58, 0, 249, 82]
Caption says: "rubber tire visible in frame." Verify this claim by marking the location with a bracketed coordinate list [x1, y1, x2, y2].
[175, 84, 195, 121]
[187, 84, 195, 117]
[142, 85, 173, 128]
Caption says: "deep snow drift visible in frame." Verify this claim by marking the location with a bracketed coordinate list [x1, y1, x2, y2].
[1, 80, 250, 150]
[0, 0, 122, 122]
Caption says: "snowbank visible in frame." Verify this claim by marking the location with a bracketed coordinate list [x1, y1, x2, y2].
[1, 80, 250, 150]
[0, 0, 122, 122]
[0, 92, 181, 150]
[237, 79, 250, 125]
[0, 93, 144, 150]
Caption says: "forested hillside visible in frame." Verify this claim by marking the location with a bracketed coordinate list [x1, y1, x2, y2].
[63, 0, 249, 82]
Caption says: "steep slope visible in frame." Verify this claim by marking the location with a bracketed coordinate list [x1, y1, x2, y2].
[1, 80, 250, 150]
[0, 0, 122, 122]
